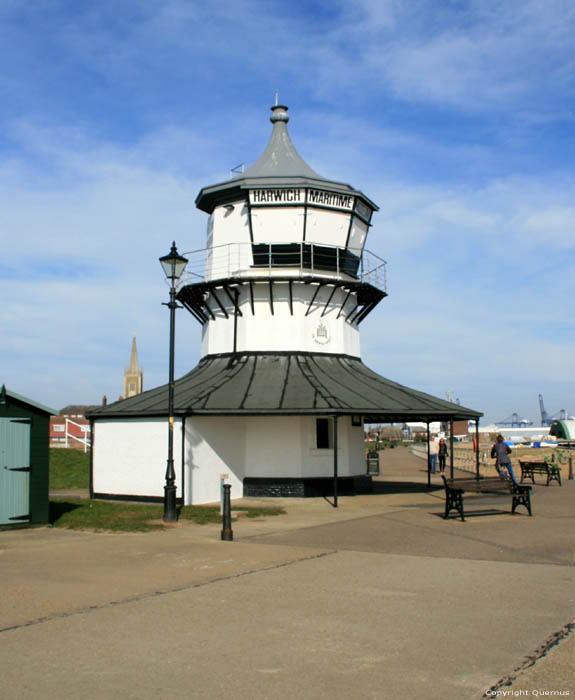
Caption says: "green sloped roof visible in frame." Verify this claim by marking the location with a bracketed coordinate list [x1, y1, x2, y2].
[87, 353, 482, 422]
[0, 385, 58, 415]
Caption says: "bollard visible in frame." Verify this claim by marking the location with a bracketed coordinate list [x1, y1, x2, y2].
[219, 473, 229, 515]
[221, 483, 233, 541]
[569, 456, 573, 481]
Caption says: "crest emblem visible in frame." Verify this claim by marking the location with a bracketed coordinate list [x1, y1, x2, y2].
[312, 322, 331, 345]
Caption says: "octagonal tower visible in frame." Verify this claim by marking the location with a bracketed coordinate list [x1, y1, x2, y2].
[177, 104, 387, 358]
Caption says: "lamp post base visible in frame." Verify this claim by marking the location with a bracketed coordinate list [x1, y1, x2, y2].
[163, 484, 178, 522]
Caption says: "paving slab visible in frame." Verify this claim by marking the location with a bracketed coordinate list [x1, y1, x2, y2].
[0, 446, 573, 699]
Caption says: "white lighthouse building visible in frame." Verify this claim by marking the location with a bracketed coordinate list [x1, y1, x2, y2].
[89, 103, 481, 505]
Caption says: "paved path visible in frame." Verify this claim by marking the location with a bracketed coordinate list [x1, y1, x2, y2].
[1, 447, 574, 699]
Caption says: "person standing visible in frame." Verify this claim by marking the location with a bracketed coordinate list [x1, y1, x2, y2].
[491, 434, 516, 482]
[429, 435, 439, 474]
[438, 438, 448, 473]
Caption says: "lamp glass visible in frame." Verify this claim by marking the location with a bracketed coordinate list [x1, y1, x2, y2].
[159, 242, 188, 281]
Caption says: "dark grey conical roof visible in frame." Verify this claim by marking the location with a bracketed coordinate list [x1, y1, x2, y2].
[243, 105, 324, 179]
[196, 104, 378, 214]
[87, 352, 481, 421]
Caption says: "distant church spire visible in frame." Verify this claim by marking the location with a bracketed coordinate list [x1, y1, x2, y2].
[124, 336, 143, 398]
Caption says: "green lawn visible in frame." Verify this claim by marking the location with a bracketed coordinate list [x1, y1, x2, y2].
[49, 448, 285, 532]
[49, 448, 90, 489]
[50, 499, 285, 532]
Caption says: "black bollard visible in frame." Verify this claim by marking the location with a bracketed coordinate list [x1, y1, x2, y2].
[221, 483, 233, 541]
[569, 456, 573, 481]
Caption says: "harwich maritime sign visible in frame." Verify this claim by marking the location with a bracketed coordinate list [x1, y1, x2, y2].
[249, 187, 355, 211]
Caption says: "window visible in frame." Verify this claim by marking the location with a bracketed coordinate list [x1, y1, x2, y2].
[316, 418, 332, 449]
[53, 425, 65, 432]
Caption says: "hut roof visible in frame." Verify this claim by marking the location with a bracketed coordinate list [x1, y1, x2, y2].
[87, 352, 482, 423]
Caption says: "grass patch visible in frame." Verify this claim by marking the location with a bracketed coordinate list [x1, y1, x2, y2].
[50, 499, 165, 532]
[50, 499, 286, 532]
[49, 449, 90, 490]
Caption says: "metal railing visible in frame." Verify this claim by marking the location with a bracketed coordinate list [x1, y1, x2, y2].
[411, 444, 563, 477]
[179, 242, 387, 293]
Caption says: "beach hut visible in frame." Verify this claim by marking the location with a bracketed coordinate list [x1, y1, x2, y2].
[0, 385, 57, 526]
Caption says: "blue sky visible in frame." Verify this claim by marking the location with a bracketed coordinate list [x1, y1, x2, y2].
[1, 0, 573, 424]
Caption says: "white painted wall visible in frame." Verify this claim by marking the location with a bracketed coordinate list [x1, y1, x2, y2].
[347, 218, 368, 256]
[93, 415, 367, 506]
[92, 418, 183, 499]
[305, 208, 350, 247]
[201, 281, 361, 357]
[251, 207, 305, 242]
[185, 415, 366, 504]
[209, 201, 251, 248]
[185, 416, 246, 505]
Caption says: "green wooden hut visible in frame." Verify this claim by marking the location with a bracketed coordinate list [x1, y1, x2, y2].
[0, 385, 57, 527]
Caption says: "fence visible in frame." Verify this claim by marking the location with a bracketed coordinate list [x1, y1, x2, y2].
[51, 419, 91, 453]
[412, 443, 570, 477]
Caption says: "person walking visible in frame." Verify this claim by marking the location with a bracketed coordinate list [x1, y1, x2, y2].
[429, 435, 439, 474]
[438, 438, 448, 473]
[491, 434, 516, 482]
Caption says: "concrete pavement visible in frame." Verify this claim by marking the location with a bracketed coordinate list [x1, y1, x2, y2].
[1, 446, 573, 699]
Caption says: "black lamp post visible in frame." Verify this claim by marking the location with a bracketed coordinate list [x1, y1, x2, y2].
[159, 241, 188, 522]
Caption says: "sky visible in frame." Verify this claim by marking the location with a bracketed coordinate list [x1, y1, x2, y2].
[1, 0, 573, 425]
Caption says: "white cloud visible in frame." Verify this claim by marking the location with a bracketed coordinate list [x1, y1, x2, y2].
[522, 207, 575, 248]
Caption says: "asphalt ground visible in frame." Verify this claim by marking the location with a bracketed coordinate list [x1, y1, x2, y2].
[1, 446, 573, 700]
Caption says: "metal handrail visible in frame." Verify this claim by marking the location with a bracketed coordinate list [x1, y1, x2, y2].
[179, 242, 387, 293]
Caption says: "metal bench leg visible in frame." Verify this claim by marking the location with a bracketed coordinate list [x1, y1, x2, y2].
[512, 487, 532, 516]
[444, 488, 465, 521]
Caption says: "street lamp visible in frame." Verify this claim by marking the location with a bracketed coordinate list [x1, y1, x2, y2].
[159, 241, 188, 522]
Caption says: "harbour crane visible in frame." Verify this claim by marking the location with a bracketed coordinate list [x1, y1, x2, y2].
[539, 394, 570, 426]
[498, 413, 533, 427]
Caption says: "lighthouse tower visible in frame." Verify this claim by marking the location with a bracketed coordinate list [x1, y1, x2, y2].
[179, 103, 386, 362]
[89, 102, 481, 506]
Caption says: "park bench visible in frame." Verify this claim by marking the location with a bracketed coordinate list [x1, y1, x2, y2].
[519, 460, 562, 486]
[442, 475, 532, 522]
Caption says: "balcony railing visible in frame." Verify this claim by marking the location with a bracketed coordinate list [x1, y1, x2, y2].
[179, 242, 387, 293]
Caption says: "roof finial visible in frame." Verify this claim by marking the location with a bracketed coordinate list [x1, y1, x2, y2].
[270, 102, 289, 124]
[275, 89, 279, 106]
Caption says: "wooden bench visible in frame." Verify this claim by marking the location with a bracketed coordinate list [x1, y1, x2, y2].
[519, 460, 562, 486]
[442, 475, 532, 522]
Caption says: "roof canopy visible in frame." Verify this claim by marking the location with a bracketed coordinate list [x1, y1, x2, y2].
[88, 353, 482, 423]
[196, 105, 377, 214]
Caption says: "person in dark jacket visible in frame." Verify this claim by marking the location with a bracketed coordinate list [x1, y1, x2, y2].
[491, 434, 516, 482]
[438, 438, 448, 473]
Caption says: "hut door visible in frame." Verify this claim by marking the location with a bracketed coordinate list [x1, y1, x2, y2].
[0, 418, 31, 525]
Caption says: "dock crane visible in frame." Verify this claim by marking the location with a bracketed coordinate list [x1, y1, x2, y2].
[539, 394, 569, 426]
[498, 413, 533, 427]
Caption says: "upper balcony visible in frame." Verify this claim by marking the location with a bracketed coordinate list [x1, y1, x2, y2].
[178, 242, 387, 294]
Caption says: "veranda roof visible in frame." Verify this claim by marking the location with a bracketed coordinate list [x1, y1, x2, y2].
[87, 353, 482, 423]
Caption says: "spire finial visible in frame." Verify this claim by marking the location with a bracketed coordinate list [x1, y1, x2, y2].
[275, 90, 279, 106]
[270, 102, 289, 124]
